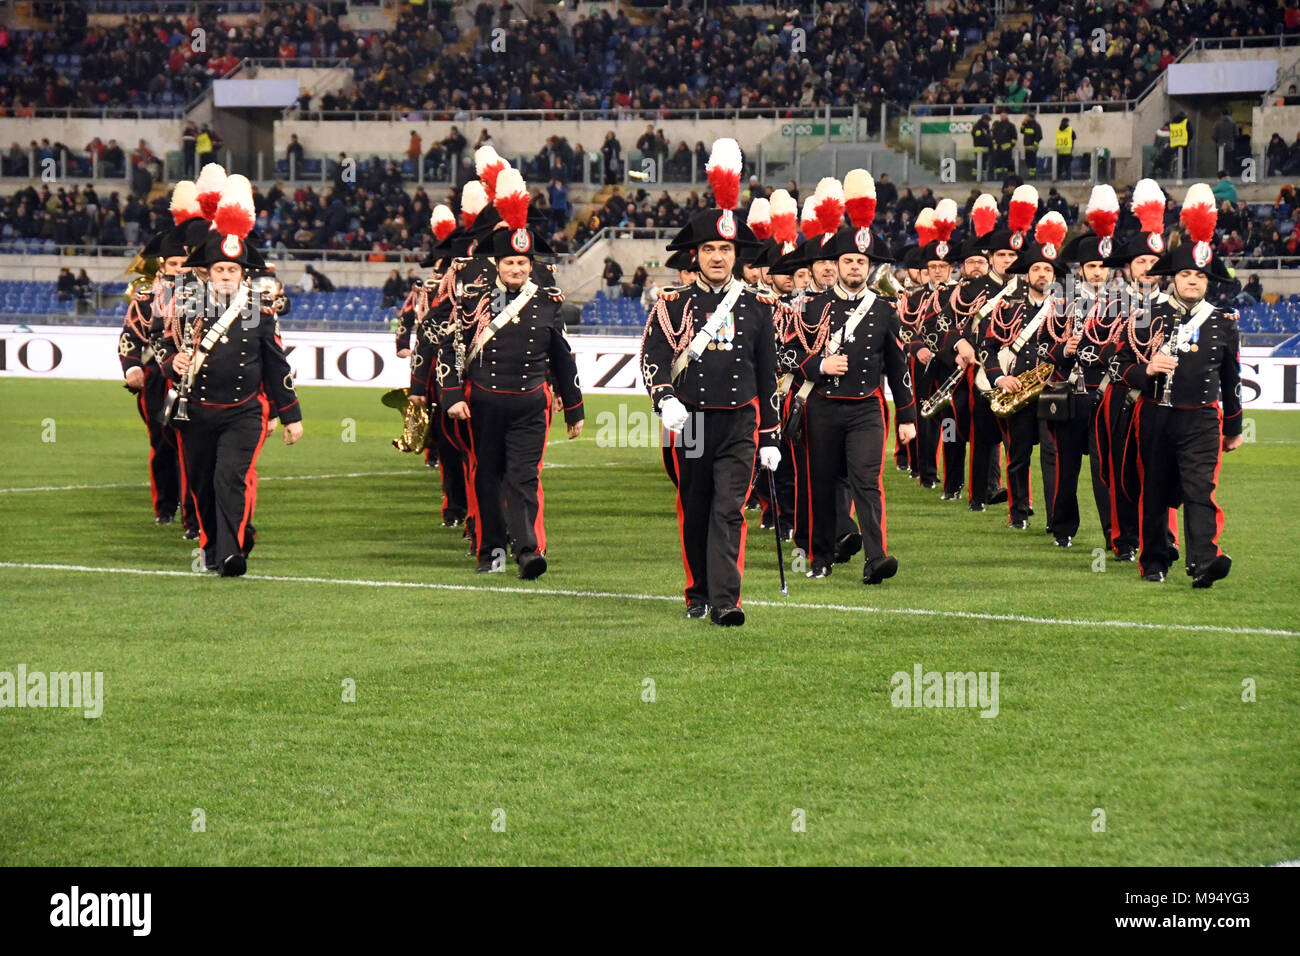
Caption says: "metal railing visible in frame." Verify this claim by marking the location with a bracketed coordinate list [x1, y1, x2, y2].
[283, 106, 865, 124]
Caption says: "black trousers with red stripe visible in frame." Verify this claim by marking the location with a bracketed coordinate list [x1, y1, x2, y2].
[1100, 387, 1140, 554]
[806, 391, 890, 568]
[436, 406, 468, 523]
[177, 397, 267, 570]
[969, 384, 1004, 507]
[667, 402, 757, 610]
[1134, 401, 1225, 576]
[1047, 390, 1109, 542]
[912, 361, 940, 483]
[467, 384, 551, 563]
[135, 369, 195, 528]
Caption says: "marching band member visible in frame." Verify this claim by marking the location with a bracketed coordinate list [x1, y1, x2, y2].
[161, 174, 303, 577]
[1043, 185, 1123, 548]
[1113, 184, 1242, 587]
[895, 207, 936, 476]
[1101, 179, 1170, 562]
[440, 169, 584, 579]
[790, 181, 916, 583]
[640, 139, 781, 625]
[119, 180, 204, 535]
[978, 212, 1068, 530]
[909, 198, 959, 491]
[925, 192, 999, 502]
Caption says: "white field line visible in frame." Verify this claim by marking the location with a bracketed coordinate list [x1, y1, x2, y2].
[0, 561, 1295, 638]
[0, 461, 625, 494]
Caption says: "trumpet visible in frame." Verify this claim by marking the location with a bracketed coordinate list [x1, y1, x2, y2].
[987, 361, 1056, 417]
[921, 363, 966, 418]
[382, 388, 431, 453]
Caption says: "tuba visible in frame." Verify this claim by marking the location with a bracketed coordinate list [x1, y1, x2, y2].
[382, 388, 431, 453]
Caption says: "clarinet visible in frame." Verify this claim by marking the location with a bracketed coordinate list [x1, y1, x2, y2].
[1068, 299, 1088, 394]
[1157, 333, 1177, 407]
[170, 279, 199, 423]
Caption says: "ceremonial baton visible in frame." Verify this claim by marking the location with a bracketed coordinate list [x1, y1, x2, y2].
[765, 464, 788, 595]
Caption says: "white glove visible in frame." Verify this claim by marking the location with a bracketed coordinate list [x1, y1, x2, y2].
[759, 446, 781, 471]
[659, 396, 690, 434]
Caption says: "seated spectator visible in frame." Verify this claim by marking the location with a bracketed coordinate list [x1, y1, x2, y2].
[1242, 274, 1263, 303]
[382, 268, 404, 309]
[623, 266, 647, 299]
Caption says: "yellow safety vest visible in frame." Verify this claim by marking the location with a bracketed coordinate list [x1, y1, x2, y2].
[1055, 128, 1074, 153]
[1169, 119, 1188, 148]
[196, 132, 213, 154]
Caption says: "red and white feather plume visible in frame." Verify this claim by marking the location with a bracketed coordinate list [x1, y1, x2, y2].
[914, 206, 937, 247]
[169, 181, 200, 225]
[492, 167, 530, 231]
[1085, 185, 1119, 239]
[801, 195, 825, 239]
[1034, 211, 1068, 258]
[706, 138, 743, 211]
[1008, 183, 1039, 237]
[971, 193, 998, 238]
[812, 177, 845, 235]
[746, 197, 772, 240]
[430, 203, 456, 241]
[1131, 178, 1167, 234]
[1180, 182, 1217, 245]
[460, 180, 488, 228]
[475, 146, 508, 202]
[844, 168, 876, 229]
[194, 164, 227, 222]
[932, 198, 958, 243]
[769, 189, 798, 247]
[213, 174, 255, 240]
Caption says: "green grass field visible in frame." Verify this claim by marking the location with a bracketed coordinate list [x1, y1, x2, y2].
[1, 378, 1296, 865]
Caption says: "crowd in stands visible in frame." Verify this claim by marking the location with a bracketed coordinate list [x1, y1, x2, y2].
[6, 173, 1300, 271]
[937, 0, 1287, 110]
[305, 1, 991, 119]
[1, 2, 357, 113]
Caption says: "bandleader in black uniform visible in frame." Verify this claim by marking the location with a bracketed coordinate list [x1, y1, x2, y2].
[640, 138, 781, 626]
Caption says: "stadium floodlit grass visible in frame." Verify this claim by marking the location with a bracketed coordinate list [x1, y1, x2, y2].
[0, 378, 1297, 866]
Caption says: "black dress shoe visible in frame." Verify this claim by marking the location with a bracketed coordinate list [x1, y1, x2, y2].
[476, 559, 503, 574]
[1142, 568, 1167, 583]
[759, 517, 774, 530]
[805, 564, 831, 579]
[517, 552, 548, 580]
[1054, 535, 1073, 548]
[1027, 507, 1035, 517]
[711, 606, 745, 627]
[1169, 547, 1180, 565]
[219, 554, 247, 577]
[1116, 548, 1137, 562]
[685, 604, 709, 619]
[988, 489, 1008, 505]
[908, 470, 920, 480]
[920, 478, 939, 489]
[442, 515, 464, 528]
[1008, 519, 1028, 530]
[969, 501, 986, 512]
[895, 463, 910, 472]
[833, 532, 862, 564]
[1192, 554, 1232, 589]
[182, 528, 200, 541]
[940, 490, 962, 501]
[242, 525, 256, 557]
[155, 513, 174, 525]
[863, 554, 898, 585]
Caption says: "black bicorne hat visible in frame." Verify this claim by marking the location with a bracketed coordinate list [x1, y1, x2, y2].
[665, 248, 698, 272]
[1145, 239, 1234, 283]
[819, 226, 895, 263]
[665, 207, 759, 251]
[1006, 241, 1069, 277]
